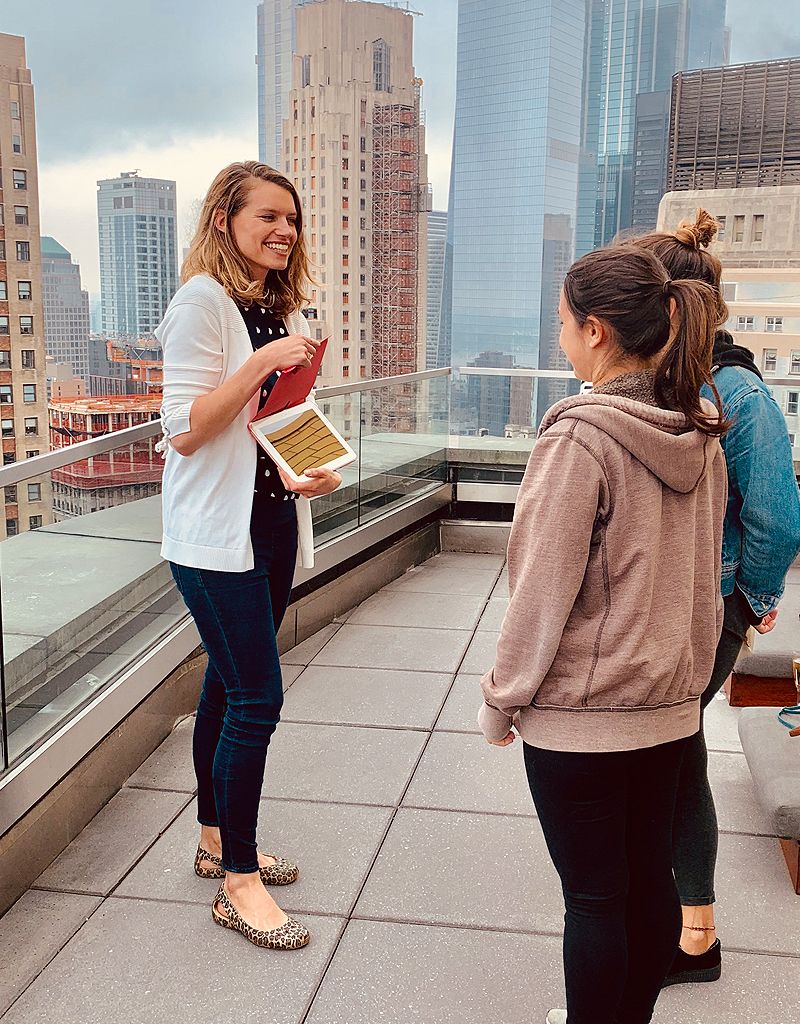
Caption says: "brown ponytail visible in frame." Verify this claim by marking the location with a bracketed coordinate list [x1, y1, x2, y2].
[655, 279, 729, 437]
[563, 247, 728, 436]
[624, 208, 728, 327]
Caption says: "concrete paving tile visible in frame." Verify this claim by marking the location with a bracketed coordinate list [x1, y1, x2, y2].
[281, 623, 343, 665]
[127, 716, 196, 793]
[354, 807, 562, 932]
[653, 950, 798, 1023]
[0, 890, 101, 1016]
[347, 590, 486, 630]
[282, 666, 452, 729]
[265, 723, 428, 805]
[435, 673, 483, 733]
[116, 797, 392, 917]
[460, 630, 499, 675]
[309, 624, 472, 673]
[385, 565, 500, 597]
[715, 833, 800, 955]
[426, 553, 505, 570]
[280, 663, 305, 688]
[704, 690, 744, 753]
[709, 752, 776, 837]
[34, 788, 190, 896]
[491, 570, 509, 598]
[403, 732, 534, 817]
[3, 897, 344, 1024]
[305, 920, 564, 1024]
[477, 598, 509, 632]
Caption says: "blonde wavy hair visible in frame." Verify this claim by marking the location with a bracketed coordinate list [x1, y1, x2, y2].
[182, 161, 312, 314]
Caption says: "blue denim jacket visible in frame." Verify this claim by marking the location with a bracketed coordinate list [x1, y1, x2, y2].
[702, 358, 800, 623]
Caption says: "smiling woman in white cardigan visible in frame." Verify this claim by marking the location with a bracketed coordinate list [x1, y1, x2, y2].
[157, 161, 342, 950]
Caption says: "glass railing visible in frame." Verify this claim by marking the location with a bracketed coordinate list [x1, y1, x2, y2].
[0, 368, 451, 776]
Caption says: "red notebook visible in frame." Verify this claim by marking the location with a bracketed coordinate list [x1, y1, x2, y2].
[254, 338, 328, 419]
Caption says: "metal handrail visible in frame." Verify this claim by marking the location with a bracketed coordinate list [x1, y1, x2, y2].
[0, 367, 454, 490]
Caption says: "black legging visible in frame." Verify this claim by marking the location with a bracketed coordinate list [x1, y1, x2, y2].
[524, 737, 688, 1024]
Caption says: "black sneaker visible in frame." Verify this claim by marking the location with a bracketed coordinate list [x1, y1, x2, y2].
[662, 939, 722, 987]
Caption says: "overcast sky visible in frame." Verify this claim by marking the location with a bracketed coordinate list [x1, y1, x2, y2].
[5, 0, 799, 296]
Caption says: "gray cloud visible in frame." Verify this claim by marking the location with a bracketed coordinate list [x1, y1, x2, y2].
[726, 0, 800, 63]
[8, 0, 458, 166]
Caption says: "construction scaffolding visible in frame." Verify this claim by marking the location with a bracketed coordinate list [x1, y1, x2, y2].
[371, 91, 424, 382]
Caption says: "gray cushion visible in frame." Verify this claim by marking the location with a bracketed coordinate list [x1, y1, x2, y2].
[734, 577, 800, 679]
[739, 707, 800, 839]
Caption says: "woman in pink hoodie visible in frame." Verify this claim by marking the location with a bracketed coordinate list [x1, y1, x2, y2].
[479, 246, 728, 1024]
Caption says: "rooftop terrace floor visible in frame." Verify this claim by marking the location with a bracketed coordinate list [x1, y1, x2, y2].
[1, 551, 796, 1023]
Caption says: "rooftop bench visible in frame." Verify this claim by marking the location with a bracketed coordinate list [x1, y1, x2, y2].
[739, 709, 800, 894]
[727, 563, 800, 707]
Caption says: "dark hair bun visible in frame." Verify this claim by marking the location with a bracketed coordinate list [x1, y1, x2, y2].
[675, 209, 718, 250]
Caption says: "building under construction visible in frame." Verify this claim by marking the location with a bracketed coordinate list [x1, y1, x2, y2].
[285, 0, 429, 405]
[48, 394, 162, 519]
[668, 58, 800, 193]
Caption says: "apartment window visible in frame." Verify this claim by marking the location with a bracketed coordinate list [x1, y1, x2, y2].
[6, 519, 17, 536]
[24, 416, 37, 435]
[3, 453, 15, 466]
[27, 483, 41, 502]
[18, 281, 31, 301]
[12, 169, 26, 190]
[342, 135, 350, 151]
[360, 274, 366, 287]
[343, 331, 349, 342]
[12, 134, 22, 154]
[26, 449, 39, 458]
[716, 216, 726, 241]
[342, 177, 349, 191]
[0, 242, 5, 260]
[342, 347, 349, 358]
[10, 100, 19, 118]
[733, 215, 745, 243]
[21, 350, 35, 369]
[763, 348, 777, 373]
[752, 214, 765, 242]
[5, 485, 16, 502]
[301, 54, 311, 88]
[342, 273, 349, 285]
[342, 216, 349, 229]
[721, 282, 737, 301]
[788, 392, 799, 416]
[14, 205, 29, 226]
[16, 241, 30, 262]
[360, 179, 367, 191]
[0, 282, 5, 301]
[22, 384, 36, 403]
[0, 317, 8, 335]
[791, 351, 800, 375]
[1, 419, 13, 437]
[0, 352, 9, 370]
[0, 386, 11, 403]
[790, 433, 797, 447]
[342, 158, 349, 171]
[737, 316, 755, 332]
[361, 332, 366, 343]
[343, 291, 349, 304]
[765, 316, 783, 332]
[342, 365, 350, 378]
[29, 515, 43, 530]
[19, 317, 34, 336]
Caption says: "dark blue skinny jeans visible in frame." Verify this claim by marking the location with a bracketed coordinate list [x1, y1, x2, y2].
[170, 504, 297, 874]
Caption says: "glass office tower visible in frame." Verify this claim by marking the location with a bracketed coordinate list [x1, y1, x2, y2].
[577, 0, 727, 253]
[442, 0, 585, 433]
[257, 0, 300, 168]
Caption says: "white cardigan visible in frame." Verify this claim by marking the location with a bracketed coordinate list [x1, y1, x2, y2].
[156, 273, 315, 572]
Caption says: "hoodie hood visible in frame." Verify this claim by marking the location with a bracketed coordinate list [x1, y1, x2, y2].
[713, 329, 763, 380]
[539, 394, 718, 494]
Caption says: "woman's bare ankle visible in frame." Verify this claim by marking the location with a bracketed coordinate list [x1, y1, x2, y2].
[199, 825, 222, 855]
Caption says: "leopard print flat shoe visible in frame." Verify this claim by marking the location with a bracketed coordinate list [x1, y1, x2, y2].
[211, 884, 310, 950]
[194, 845, 299, 885]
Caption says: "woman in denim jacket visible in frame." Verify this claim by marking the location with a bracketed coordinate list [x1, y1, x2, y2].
[629, 210, 800, 985]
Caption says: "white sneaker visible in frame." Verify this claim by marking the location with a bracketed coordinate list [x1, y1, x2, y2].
[546, 1011, 567, 1024]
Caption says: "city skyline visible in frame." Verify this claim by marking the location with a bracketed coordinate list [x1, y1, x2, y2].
[6, 0, 800, 299]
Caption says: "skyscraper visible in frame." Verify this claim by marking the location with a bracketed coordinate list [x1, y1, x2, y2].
[257, 0, 300, 168]
[667, 58, 800, 193]
[285, 0, 429, 387]
[425, 210, 447, 369]
[41, 236, 91, 383]
[97, 171, 178, 341]
[0, 33, 51, 538]
[577, 0, 728, 252]
[442, 0, 585, 433]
